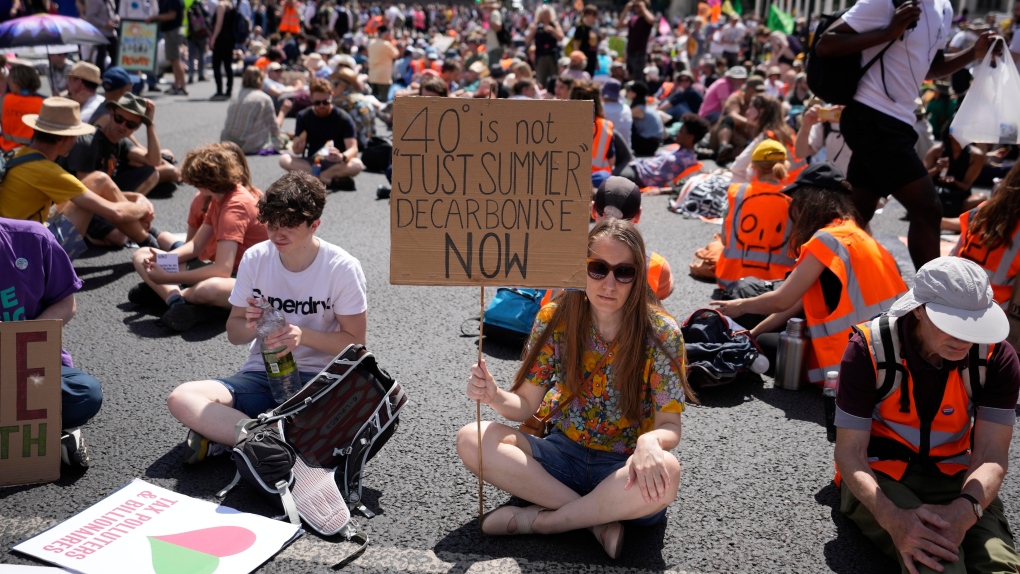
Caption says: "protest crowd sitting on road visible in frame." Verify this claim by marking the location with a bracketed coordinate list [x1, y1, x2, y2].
[0, 0, 1019, 571]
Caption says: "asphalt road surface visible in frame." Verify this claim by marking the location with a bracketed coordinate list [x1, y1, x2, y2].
[2, 79, 1018, 574]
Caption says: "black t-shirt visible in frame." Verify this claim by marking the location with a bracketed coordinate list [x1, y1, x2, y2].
[295, 106, 356, 160]
[59, 130, 134, 177]
[159, 0, 184, 31]
[534, 27, 558, 57]
[573, 23, 599, 61]
[627, 15, 653, 57]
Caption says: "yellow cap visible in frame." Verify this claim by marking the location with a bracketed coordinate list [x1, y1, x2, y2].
[751, 139, 787, 162]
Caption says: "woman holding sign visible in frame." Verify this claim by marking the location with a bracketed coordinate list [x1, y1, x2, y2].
[457, 218, 693, 559]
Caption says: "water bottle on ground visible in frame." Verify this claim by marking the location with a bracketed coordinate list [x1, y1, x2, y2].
[823, 371, 838, 443]
[255, 297, 303, 404]
[775, 318, 807, 391]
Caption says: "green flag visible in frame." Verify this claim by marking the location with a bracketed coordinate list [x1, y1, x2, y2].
[733, 0, 742, 14]
[767, 4, 794, 35]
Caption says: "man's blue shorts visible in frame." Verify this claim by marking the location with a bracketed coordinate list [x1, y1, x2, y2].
[523, 430, 668, 526]
[214, 370, 320, 417]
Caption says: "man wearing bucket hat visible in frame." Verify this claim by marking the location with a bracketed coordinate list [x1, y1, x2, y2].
[834, 257, 1020, 573]
[65, 62, 105, 125]
[0, 97, 159, 251]
[61, 93, 165, 200]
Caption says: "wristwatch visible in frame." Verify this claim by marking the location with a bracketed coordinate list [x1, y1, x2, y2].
[958, 493, 983, 520]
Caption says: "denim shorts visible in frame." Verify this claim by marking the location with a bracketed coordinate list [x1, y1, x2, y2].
[524, 430, 668, 526]
[214, 370, 319, 417]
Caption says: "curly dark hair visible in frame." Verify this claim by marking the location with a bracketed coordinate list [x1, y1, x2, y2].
[258, 172, 326, 228]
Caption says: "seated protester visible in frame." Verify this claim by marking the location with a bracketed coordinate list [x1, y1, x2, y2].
[456, 219, 693, 558]
[419, 75, 449, 97]
[711, 163, 908, 383]
[570, 80, 615, 189]
[617, 112, 709, 189]
[222, 66, 290, 154]
[785, 73, 811, 108]
[64, 62, 105, 132]
[166, 172, 367, 461]
[129, 143, 268, 331]
[439, 59, 461, 92]
[0, 64, 45, 151]
[552, 72, 575, 100]
[330, 66, 375, 150]
[711, 77, 766, 165]
[60, 94, 165, 199]
[729, 94, 805, 184]
[0, 97, 159, 251]
[510, 77, 538, 99]
[834, 257, 1020, 574]
[263, 61, 305, 102]
[0, 217, 103, 468]
[953, 161, 1020, 308]
[763, 66, 786, 99]
[658, 70, 703, 120]
[924, 130, 986, 218]
[601, 79, 633, 150]
[698, 66, 746, 125]
[795, 102, 850, 177]
[593, 177, 675, 300]
[278, 77, 364, 191]
[627, 81, 664, 157]
[715, 140, 795, 289]
[88, 66, 133, 125]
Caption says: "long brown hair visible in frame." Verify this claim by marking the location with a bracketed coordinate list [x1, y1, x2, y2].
[788, 186, 861, 253]
[967, 162, 1020, 250]
[750, 95, 793, 148]
[510, 219, 696, 420]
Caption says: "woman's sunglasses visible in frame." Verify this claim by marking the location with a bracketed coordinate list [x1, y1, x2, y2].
[587, 259, 637, 284]
[112, 113, 140, 130]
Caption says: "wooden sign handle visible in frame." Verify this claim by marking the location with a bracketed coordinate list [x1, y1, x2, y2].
[477, 285, 485, 533]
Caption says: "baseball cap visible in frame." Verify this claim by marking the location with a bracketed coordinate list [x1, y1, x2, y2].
[102, 66, 131, 90]
[745, 77, 765, 92]
[725, 66, 747, 79]
[601, 79, 621, 102]
[751, 139, 786, 162]
[780, 162, 852, 196]
[887, 257, 1009, 344]
[594, 176, 641, 220]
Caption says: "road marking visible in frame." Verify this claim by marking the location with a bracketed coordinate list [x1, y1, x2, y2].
[1, 514, 699, 573]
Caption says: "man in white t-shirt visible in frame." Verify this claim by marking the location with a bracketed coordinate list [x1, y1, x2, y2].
[482, 1, 506, 66]
[718, 16, 746, 67]
[167, 171, 368, 463]
[815, 0, 998, 270]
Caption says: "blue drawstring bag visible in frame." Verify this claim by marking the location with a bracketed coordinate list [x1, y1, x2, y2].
[463, 288, 546, 348]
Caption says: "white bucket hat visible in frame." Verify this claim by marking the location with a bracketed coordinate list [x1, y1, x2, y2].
[887, 257, 1009, 344]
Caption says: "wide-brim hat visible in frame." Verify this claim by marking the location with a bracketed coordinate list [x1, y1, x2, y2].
[67, 61, 101, 84]
[887, 257, 1009, 344]
[331, 66, 359, 87]
[22, 97, 95, 136]
[104, 93, 151, 126]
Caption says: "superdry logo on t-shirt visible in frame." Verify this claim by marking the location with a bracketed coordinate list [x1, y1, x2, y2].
[252, 288, 331, 315]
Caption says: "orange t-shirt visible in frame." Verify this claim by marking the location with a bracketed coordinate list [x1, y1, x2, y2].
[202, 186, 268, 273]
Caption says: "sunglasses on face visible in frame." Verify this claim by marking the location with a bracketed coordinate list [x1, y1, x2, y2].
[112, 113, 140, 130]
[586, 258, 637, 284]
[311, 99, 331, 107]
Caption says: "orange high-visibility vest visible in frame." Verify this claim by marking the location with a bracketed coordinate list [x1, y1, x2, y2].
[0, 93, 43, 151]
[765, 129, 806, 183]
[715, 180, 795, 289]
[364, 15, 383, 35]
[834, 316, 991, 485]
[800, 220, 907, 384]
[657, 81, 674, 100]
[279, 3, 301, 34]
[957, 208, 1020, 309]
[592, 117, 613, 174]
[540, 251, 668, 304]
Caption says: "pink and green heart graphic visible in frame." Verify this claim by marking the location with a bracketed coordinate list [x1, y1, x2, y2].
[147, 526, 256, 574]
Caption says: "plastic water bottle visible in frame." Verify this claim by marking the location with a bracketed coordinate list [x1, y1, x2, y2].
[255, 298, 303, 403]
[312, 157, 322, 177]
[823, 371, 838, 443]
[775, 318, 807, 391]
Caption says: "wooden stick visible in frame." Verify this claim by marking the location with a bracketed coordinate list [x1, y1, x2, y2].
[477, 285, 485, 534]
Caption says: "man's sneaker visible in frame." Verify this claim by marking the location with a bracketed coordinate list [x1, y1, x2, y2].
[61, 428, 90, 468]
[167, 87, 190, 96]
[376, 184, 391, 199]
[210, 93, 230, 101]
[128, 282, 167, 308]
[184, 430, 229, 464]
[161, 302, 206, 331]
[329, 176, 356, 191]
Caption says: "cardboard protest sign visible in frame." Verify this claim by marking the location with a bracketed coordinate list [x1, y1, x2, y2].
[117, 21, 158, 72]
[15, 478, 302, 574]
[390, 98, 592, 288]
[0, 320, 62, 487]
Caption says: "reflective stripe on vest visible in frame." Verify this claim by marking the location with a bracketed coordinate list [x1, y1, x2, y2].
[716, 182, 796, 288]
[801, 221, 907, 384]
[592, 117, 613, 174]
[958, 208, 1020, 308]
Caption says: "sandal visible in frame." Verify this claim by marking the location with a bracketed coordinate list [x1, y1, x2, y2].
[591, 522, 624, 559]
[481, 505, 545, 535]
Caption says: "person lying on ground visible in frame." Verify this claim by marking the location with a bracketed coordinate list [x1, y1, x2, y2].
[617, 112, 709, 189]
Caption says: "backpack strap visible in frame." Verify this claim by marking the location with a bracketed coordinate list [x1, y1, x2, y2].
[331, 524, 369, 570]
[5, 151, 45, 170]
[275, 479, 301, 525]
[869, 315, 911, 411]
[960, 342, 989, 405]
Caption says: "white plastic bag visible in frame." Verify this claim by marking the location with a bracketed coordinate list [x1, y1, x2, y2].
[949, 39, 1020, 148]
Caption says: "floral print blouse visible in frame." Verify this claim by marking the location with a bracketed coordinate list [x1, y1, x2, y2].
[525, 304, 687, 455]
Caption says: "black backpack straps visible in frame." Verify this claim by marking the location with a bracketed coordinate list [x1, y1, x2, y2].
[6, 151, 46, 170]
[964, 343, 989, 406]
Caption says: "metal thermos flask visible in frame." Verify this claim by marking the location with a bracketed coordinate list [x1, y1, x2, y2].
[823, 371, 839, 443]
[775, 318, 807, 391]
